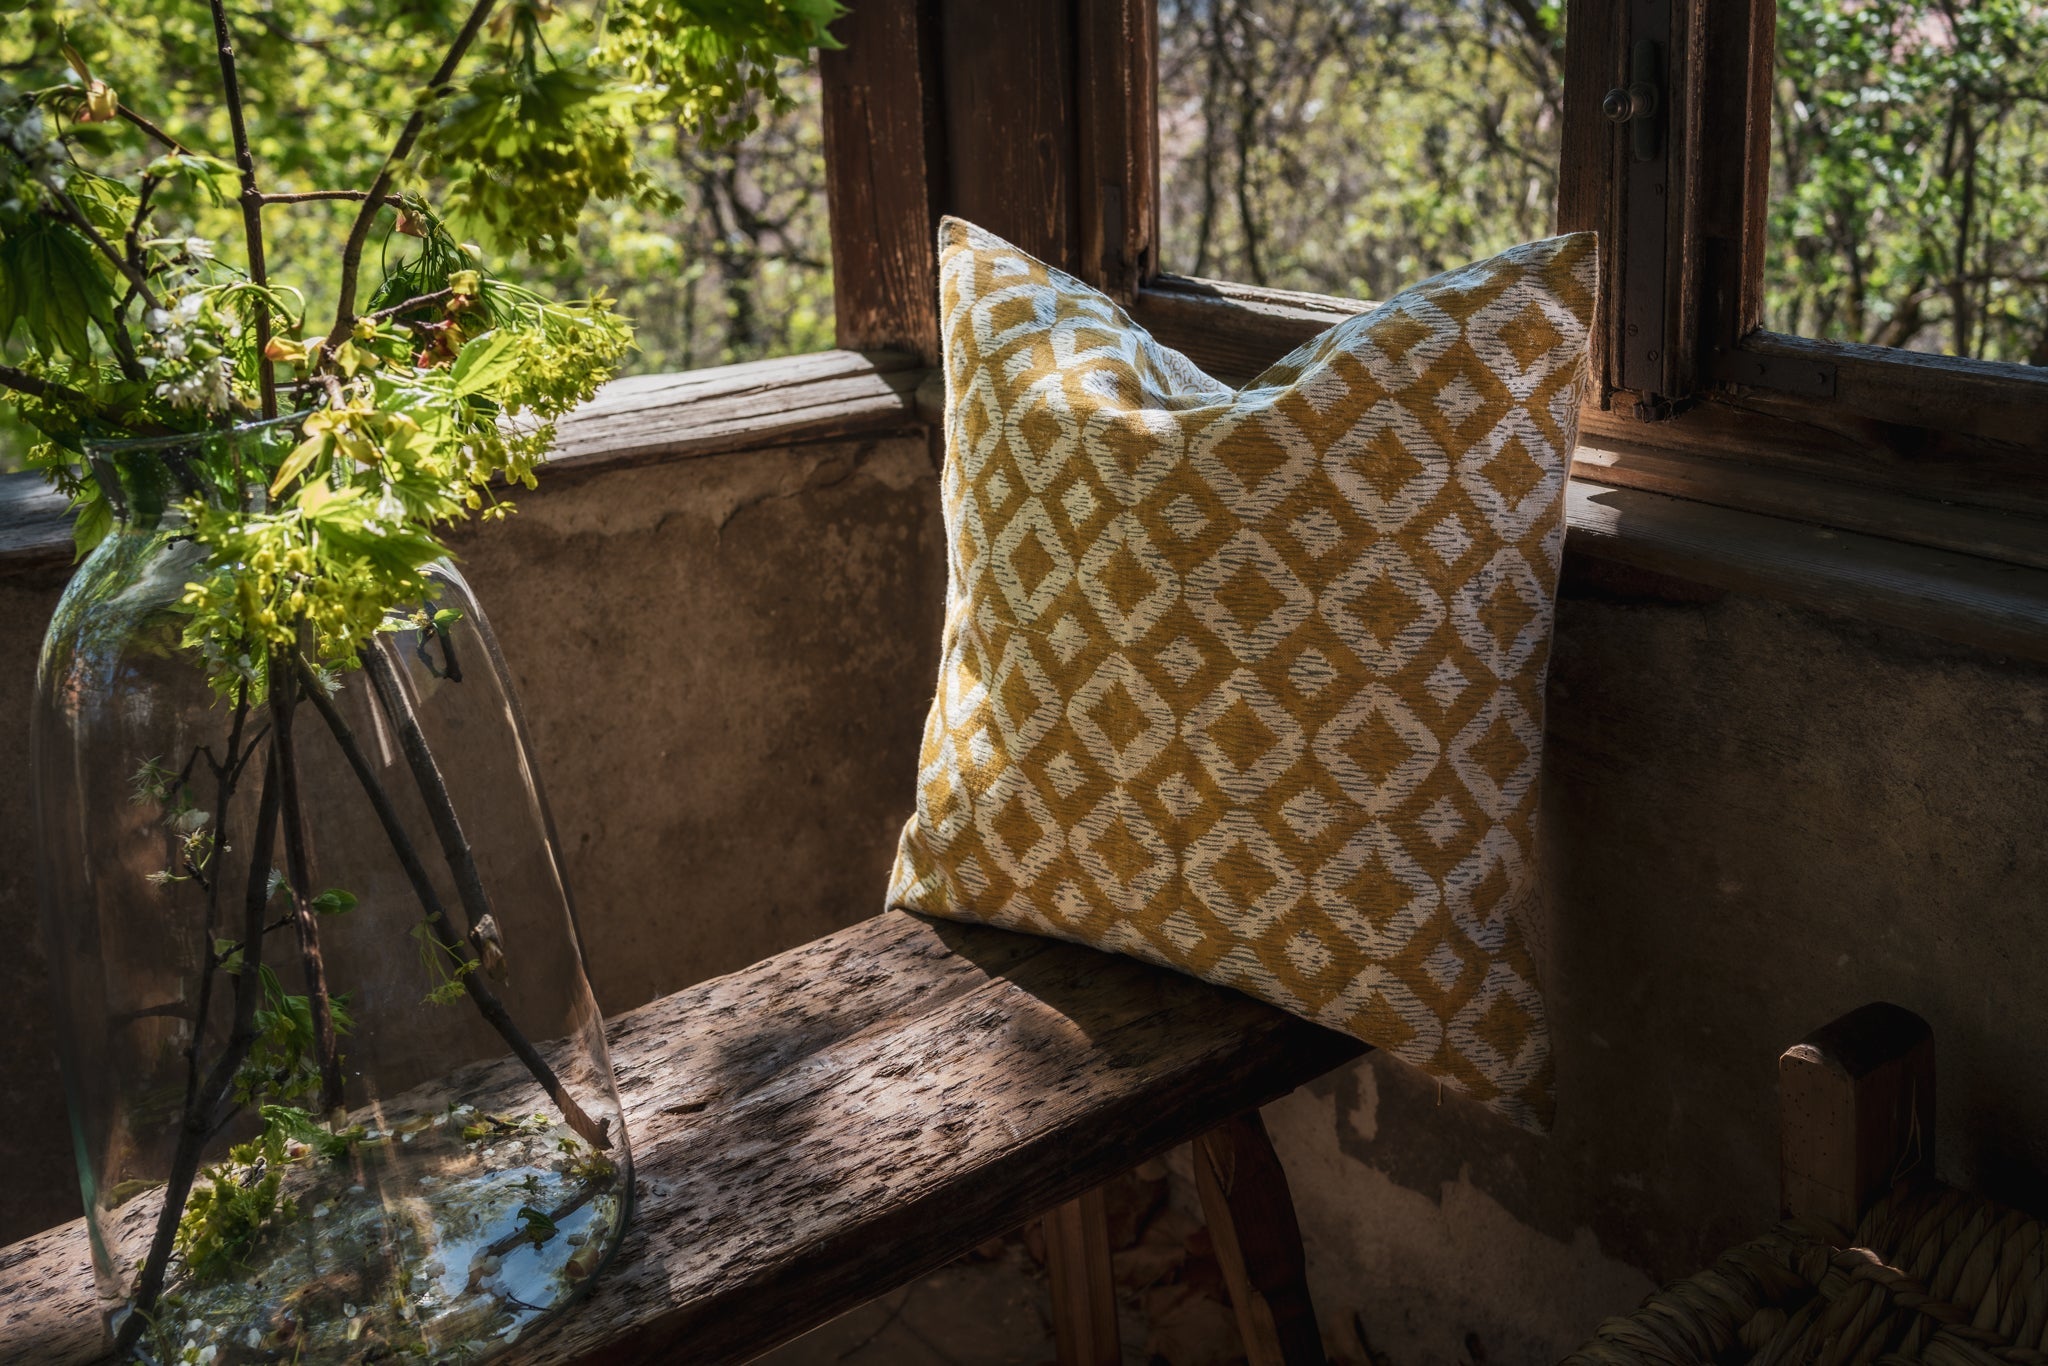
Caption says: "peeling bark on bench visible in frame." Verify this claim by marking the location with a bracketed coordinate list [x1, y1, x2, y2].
[0, 910, 1363, 1364]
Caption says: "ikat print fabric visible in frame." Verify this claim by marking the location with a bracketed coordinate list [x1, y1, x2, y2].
[888, 217, 1598, 1127]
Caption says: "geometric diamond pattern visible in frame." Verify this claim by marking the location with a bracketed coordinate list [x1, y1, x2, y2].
[889, 217, 1598, 1130]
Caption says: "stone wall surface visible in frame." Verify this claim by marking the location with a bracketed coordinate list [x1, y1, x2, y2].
[2, 439, 2046, 1366]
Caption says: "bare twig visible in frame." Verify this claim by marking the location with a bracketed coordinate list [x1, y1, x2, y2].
[116, 104, 205, 159]
[259, 189, 397, 206]
[324, 0, 500, 356]
[296, 652, 612, 1151]
[209, 0, 278, 419]
[33, 172, 164, 312]
[363, 287, 459, 326]
[480, 1178, 608, 1260]
[272, 669, 348, 1116]
[183, 688, 251, 1116]
[117, 747, 282, 1356]
[0, 363, 175, 434]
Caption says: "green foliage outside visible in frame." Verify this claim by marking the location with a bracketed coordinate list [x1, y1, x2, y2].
[1158, 0, 2045, 367]
[1772, 0, 2048, 362]
[0, 2, 836, 472]
[1157, 0, 1567, 302]
[0, 0, 840, 681]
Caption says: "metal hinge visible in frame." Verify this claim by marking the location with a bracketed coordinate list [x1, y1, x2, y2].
[1711, 348, 1838, 398]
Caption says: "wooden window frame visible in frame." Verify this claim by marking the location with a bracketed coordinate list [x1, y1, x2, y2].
[821, 0, 2048, 573]
[1560, 0, 2048, 563]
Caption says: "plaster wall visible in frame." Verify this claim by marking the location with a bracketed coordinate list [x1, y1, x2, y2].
[2, 443, 2046, 1366]
[0, 434, 948, 1247]
[1277, 562, 2048, 1364]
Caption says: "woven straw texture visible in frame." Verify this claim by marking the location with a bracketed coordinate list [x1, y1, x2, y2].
[888, 217, 1597, 1128]
[1566, 1183, 2048, 1365]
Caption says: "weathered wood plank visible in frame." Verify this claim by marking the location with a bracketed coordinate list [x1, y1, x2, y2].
[1130, 277, 1368, 387]
[544, 350, 922, 471]
[0, 911, 1363, 1364]
[0, 352, 928, 574]
[1570, 439, 2048, 575]
[0, 473, 74, 573]
[820, 0, 947, 364]
[1556, 0, 1621, 407]
[1564, 479, 2048, 665]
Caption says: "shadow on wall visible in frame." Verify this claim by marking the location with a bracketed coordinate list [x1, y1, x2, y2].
[0, 434, 948, 1247]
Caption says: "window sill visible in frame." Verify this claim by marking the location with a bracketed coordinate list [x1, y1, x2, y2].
[3, 344, 2043, 666]
[0, 350, 926, 574]
[1563, 479, 2048, 666]
[1129, 274, 2048, 663]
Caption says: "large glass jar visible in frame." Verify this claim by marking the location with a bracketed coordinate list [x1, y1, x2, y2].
[32, 423, 631, 1362]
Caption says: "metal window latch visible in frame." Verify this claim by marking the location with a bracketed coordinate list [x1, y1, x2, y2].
[1604, 40, 1664, 162]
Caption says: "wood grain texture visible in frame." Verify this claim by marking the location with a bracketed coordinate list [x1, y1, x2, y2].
[0, 911, 1364, 1364]
[1571, 439, 2048, 574]
[821, 0, 947, 364]
[1075, 0, 1158, 302]
[1780, 1003, 1935, 1229]
[1130, 278, 1370, 387]
[1044, 1188, 1119, 1366]
[1556, 0, 1622, 407]
[939, 0, 1080, 270]
[0, 474, 75, 573]
[1193, 1113, 1325, 1366]
[1565, 479, 2048, 665]
[543, 350, 923, 472]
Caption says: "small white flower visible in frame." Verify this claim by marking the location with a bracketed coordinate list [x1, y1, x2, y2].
[175, 294, 204, 323]
[145, 308, 172, 333]
[183, 236, 215, 260]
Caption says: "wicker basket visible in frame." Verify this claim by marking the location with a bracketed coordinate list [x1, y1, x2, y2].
[1565, 1183, 2048, 1365]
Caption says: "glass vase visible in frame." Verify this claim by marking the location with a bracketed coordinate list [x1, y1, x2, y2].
[32, 422, 631, 1362]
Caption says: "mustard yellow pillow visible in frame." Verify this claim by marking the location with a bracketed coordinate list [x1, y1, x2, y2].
[888, 218, 1596, 1128]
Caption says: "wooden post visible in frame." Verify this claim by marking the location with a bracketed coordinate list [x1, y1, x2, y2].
[1075, 0, 1159, 302]
[820, 0, 947, 364]
[1780, 1002, 1936, 1230]
[1043, 1187, 1120, 1366]
[937, 0, 1081, 270]
[1194, 1111, 1327, 1366]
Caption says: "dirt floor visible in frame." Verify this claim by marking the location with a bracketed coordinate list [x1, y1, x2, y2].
[752, 1161, 1385, 1366]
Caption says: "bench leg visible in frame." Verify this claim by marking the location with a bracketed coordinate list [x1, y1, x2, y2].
[1194, 1111, 1326, 1366]
[1044, 1186, 1120, 1366]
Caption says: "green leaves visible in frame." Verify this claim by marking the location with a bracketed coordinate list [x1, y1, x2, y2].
[424, 66, 646, 258]
[450, 328, 522, 398]
[514, 1204, 559, 1247]
[141, 151, 238, 205]
[0, 0, 828, 693]
[1769, 0, 2048, 359]
[0, 216, 118, 364]
[311, 887, 358, 916]
[260, 1104, 361, 1162]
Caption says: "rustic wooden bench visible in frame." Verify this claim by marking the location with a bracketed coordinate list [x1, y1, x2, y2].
[0, 910, 1364, 1364]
